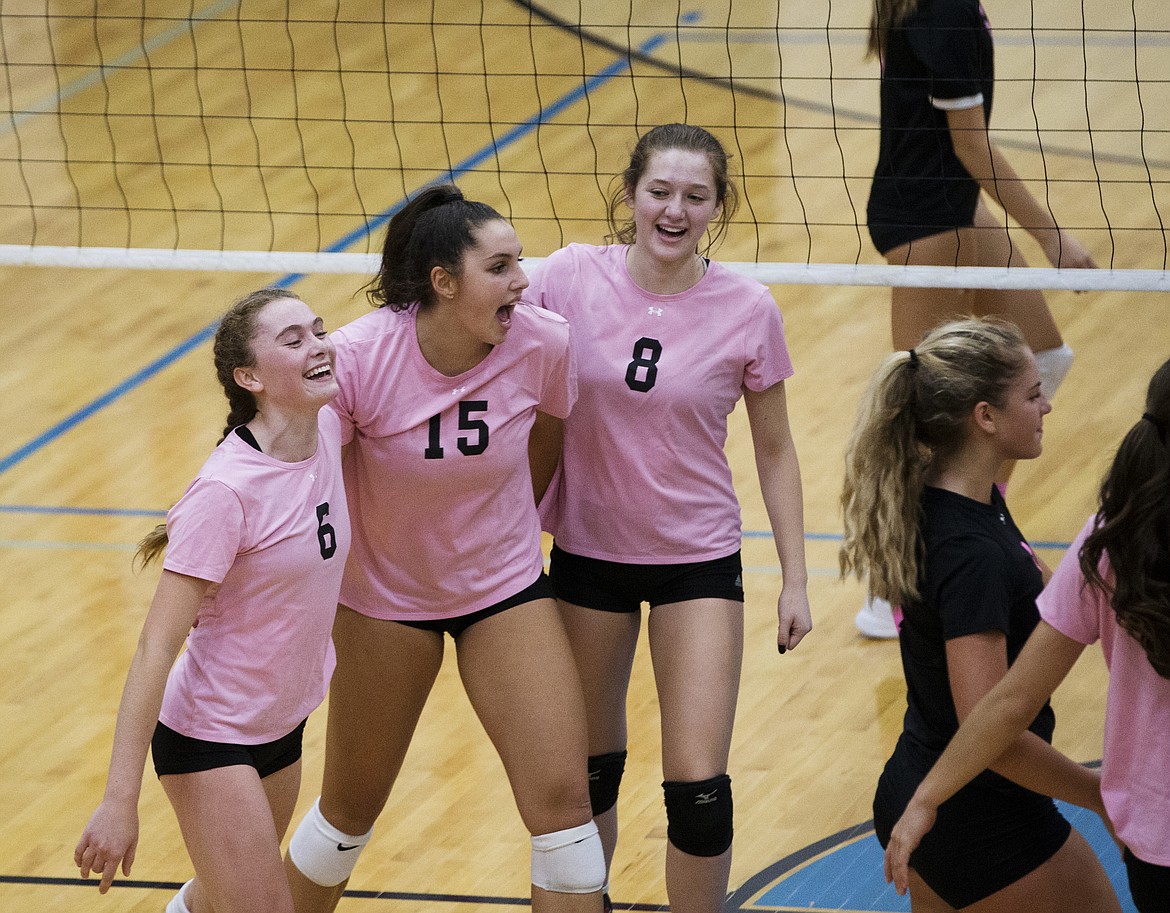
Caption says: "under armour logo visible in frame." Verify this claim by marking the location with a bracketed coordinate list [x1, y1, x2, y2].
[647, 307, 664, 317]
[694, 791, 718, 805]
[451, 385, 466, 396]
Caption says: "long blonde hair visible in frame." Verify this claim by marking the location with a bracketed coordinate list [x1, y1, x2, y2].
[867, 0, 922, 58]
[840, 318, 1029, 604]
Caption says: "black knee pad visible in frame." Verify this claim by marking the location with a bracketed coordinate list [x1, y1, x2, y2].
[662, 774, 733, 857]
[587, 750, 627, 816]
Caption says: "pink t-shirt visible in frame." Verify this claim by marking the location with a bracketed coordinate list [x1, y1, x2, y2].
[159, 408, 350, 744]
[1038, 515, 1170, 865]
[527, 243, 793, 562]
[330, 303, 575, 620]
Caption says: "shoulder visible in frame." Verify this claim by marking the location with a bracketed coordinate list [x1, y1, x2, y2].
[171, 472, 246, 523]
[534, 243, 616, 280]
[914, 0, 981, 28]
[317, 405, 344, 442]
[703, 261, 773, 304]
[332, 307, 408, 348]
[922, 491, 999, 552]
[513, 302, 570, 343]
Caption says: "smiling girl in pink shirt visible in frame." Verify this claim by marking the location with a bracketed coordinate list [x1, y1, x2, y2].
[75, 289, 350, 913]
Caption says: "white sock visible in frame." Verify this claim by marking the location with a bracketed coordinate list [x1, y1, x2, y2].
[165, 879, 194, 913]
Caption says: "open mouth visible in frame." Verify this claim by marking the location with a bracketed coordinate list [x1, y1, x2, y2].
[304, 363, 333, 381]
[496, 304, 515, 329]
[657, 225, 686, 239]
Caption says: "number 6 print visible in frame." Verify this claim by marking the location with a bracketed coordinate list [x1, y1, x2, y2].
[315, 502, 337, 559]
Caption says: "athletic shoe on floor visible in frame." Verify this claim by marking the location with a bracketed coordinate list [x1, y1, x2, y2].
[855, 595, 898, 639]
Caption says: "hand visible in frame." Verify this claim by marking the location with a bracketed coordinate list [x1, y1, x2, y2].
[75, 799, 139, 893]
[883, 798, 936, 896]
[1038, 228, 1097, 271]
[776, 585, 812, 654]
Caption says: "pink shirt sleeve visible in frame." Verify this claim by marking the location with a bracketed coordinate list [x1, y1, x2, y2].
[163, 478, 246, 583]
[1037, 517, 1103, 646]
[743, 289, 794, 392]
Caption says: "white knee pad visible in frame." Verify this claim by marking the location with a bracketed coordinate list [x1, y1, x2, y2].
[530, 821, 606, 894]
[1034, 343, 1074, 400]
[288, 798, 373, 887]
[165, 880, 193, 913]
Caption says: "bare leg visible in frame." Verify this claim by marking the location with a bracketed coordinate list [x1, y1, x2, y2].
[969, 200, 1063, 353]
[287, 606, 444, 913]
[964, 829, 1120, 913]
[886, 231, 976, 351]
[649, 599, 743, 913]
[456, 597, 603, 913]
[557, 600, 641, 874]
[163, 760, 302, 913]
[907, 868, 958, 913]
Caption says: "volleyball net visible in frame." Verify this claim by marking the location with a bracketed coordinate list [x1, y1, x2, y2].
[1, 0, 1167, 291]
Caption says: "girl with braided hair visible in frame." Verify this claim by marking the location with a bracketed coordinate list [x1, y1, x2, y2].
[75, 289, 350, 913]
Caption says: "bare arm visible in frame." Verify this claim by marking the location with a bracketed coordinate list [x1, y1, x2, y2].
[946, 105, 1096, 270]
[884, 622, 1094, 893]
[743, 381, 811, 652]
[75, 570, 210, 893]
[528, 410, 564, 506]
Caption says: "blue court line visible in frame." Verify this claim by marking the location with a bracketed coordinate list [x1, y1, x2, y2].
[0, 504, 165, 517]
[0, 32, 671, 478]
[0, 540, 137, 551]
[1, 0, 240, 137]
[0, 326, 214, 474]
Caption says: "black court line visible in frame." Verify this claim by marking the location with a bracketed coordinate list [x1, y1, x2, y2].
[512, 0, 1169, 171]
[724, 819, 876, 911]
[0, 875, 666, 909]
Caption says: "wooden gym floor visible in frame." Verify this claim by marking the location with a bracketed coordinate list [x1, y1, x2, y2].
[0, 1, 1165, 910]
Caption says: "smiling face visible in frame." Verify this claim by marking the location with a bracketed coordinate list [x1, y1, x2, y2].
[436, 218, 528, 348]
[626, 147, 723, 267]
[235, 296, 338, 410]
[986, 349, 1052, 461]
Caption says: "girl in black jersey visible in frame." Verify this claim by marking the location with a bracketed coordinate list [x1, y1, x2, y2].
[883, 359, 1170, 913]
[857, 0, 1099, 640]
[840, 318, 1120, 912]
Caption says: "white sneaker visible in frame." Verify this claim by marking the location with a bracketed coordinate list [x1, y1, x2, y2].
[855, 595, 899, 639]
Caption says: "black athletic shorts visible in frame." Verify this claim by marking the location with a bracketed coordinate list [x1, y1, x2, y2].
[151, 719, 306, 778]
[867, 216, 976, 257]
[873, 735, 1071, 908]
[548, 544, 744, 613]
[394, 573, 555, 637]
[1125, 847, 1170, 913]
